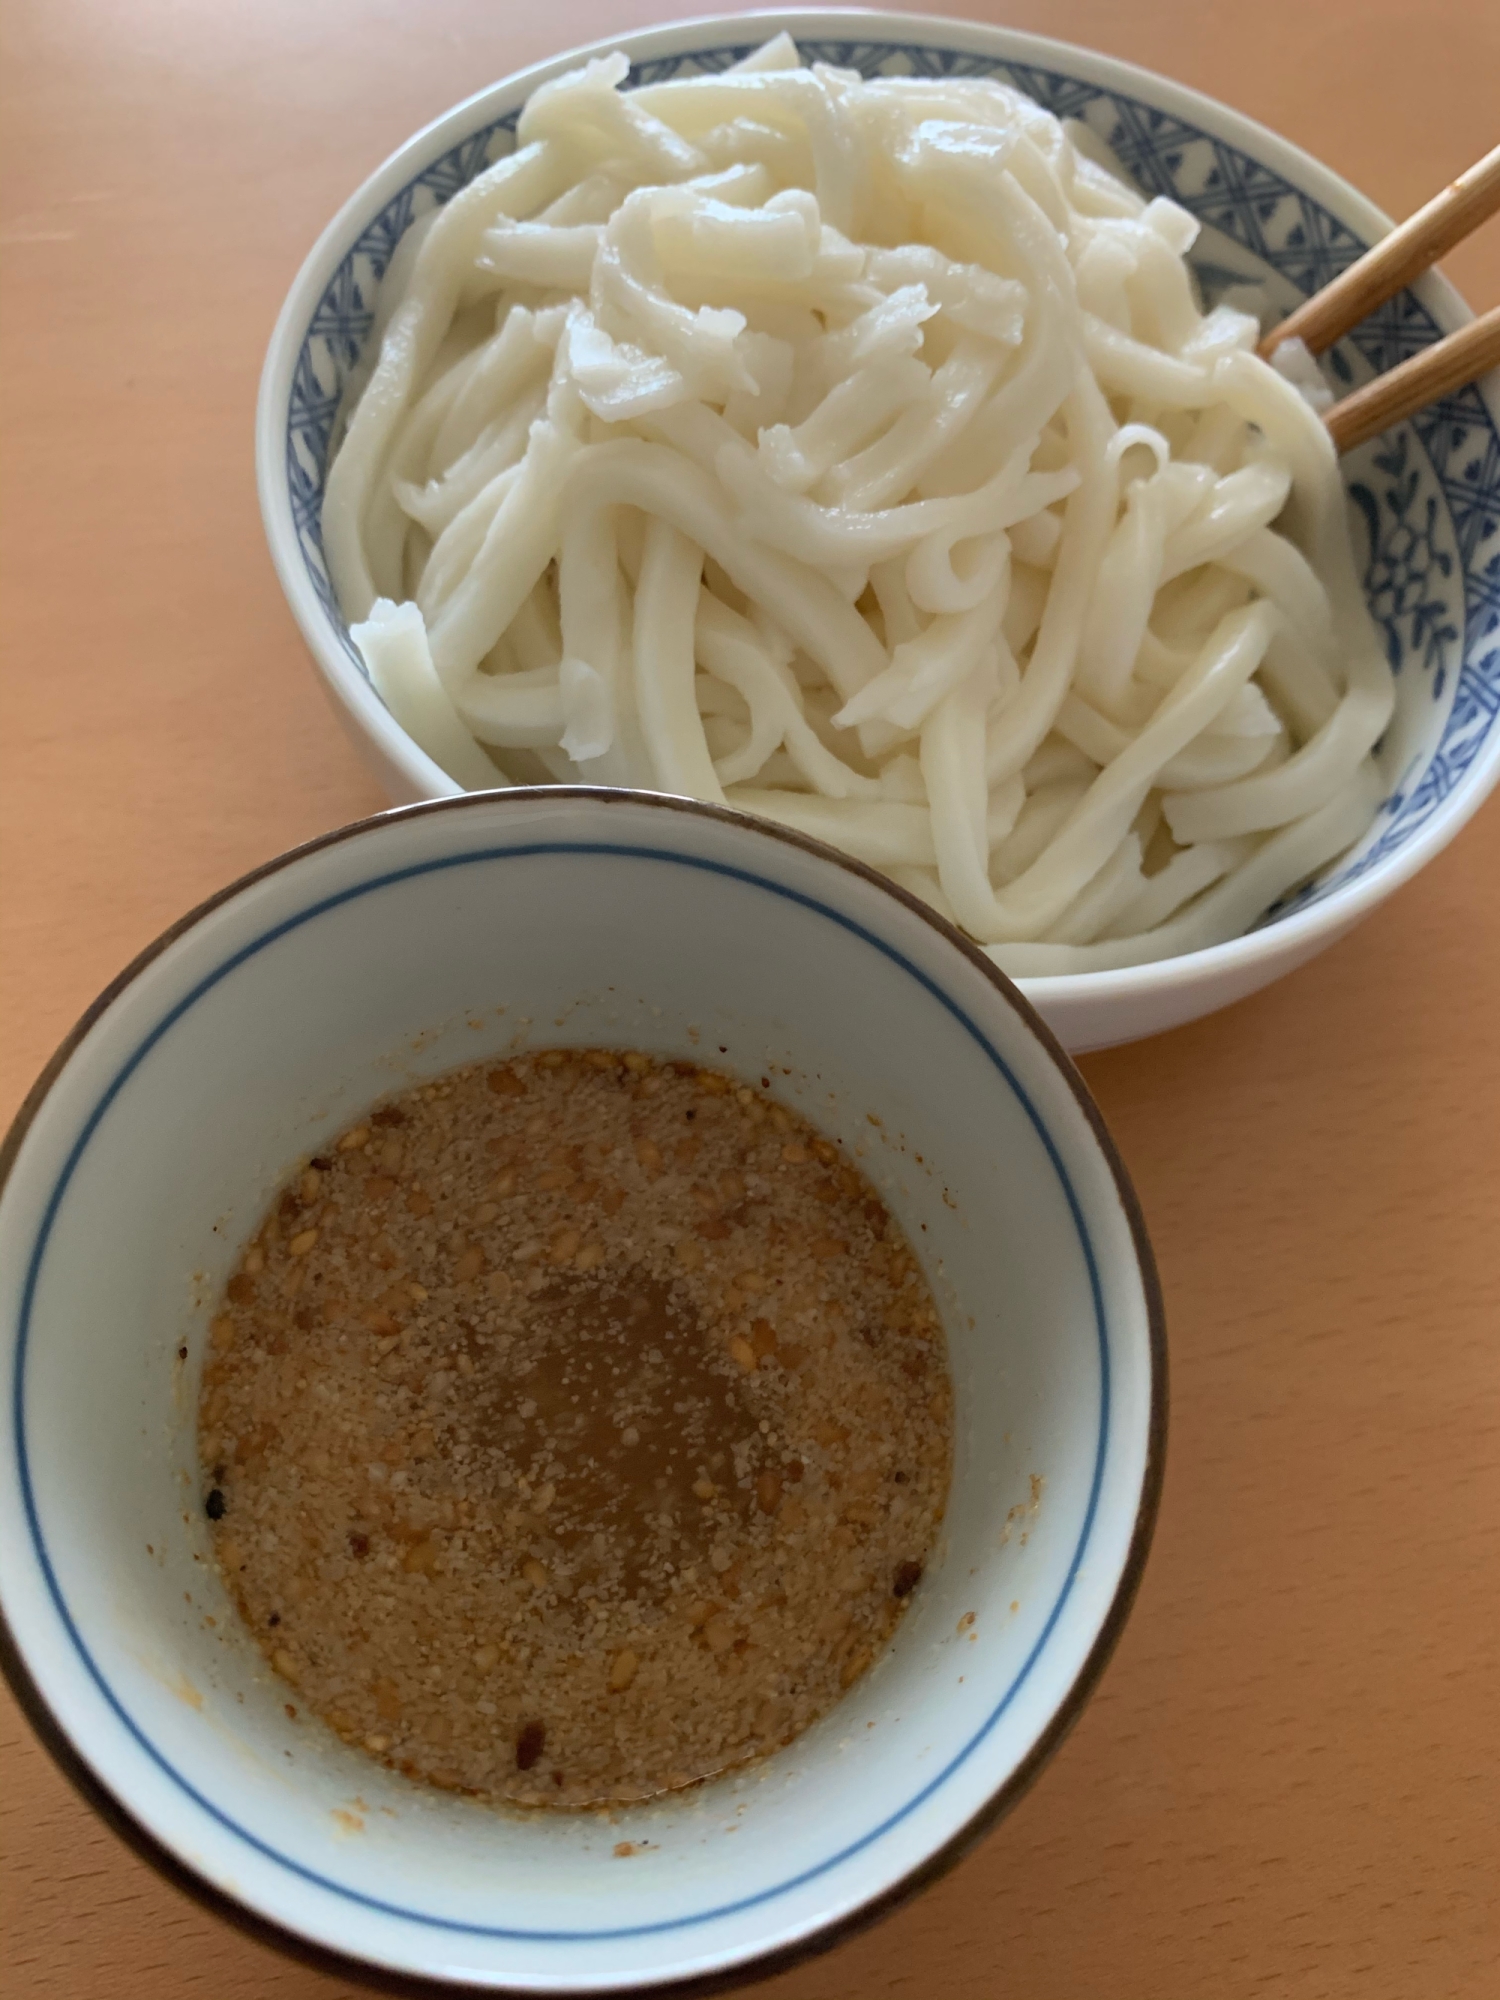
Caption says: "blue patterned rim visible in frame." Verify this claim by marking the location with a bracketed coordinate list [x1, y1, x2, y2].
[284, 29, 1500, 936]
[279, 27, 1500, 942]
[10, 827, 1128, 1941]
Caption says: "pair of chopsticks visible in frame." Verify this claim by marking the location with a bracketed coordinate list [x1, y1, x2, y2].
[1258, 141, 1500, 452]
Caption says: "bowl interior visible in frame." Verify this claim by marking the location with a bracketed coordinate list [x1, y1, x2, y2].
[0, 792, 1158, 1988]
[275, 18, 1500, 948]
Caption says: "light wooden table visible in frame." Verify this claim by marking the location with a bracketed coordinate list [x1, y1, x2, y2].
[3, 2, 1498, 1994]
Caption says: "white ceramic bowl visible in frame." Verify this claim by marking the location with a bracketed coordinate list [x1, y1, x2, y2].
[256, 9, 1500, 1054]
[0, 789, 1163, 1991]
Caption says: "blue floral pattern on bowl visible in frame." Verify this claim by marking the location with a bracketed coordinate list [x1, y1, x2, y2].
[283, 34, 1500, 924]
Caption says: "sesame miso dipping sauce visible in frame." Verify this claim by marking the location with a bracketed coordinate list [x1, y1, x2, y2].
[198, 1050, 953, 1810]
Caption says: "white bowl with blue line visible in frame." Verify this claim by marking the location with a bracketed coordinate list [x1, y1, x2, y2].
[256, 8, 1500, 1054]
[0, 787, 1164, 1990]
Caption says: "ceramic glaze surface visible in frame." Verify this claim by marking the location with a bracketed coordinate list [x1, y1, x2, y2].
[258, 14, 1500, 1052]
[0, 790, 1162, 1990]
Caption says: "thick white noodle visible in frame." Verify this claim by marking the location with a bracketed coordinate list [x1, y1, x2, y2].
[331, 39, 1394, 971]
[351, 599, 509, 789]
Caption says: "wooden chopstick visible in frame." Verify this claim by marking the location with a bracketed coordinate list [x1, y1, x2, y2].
[1259, 141, 1500, 360]
[1322, 303, 1500, 452]
[1252, 142, 1500, 449]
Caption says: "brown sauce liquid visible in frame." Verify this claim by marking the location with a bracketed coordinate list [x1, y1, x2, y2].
[479, 1273, 742, 1593]
[199, 1049, 953, 1808]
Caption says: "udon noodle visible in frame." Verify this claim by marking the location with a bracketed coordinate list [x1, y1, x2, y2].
[324, 34, 1392, 974]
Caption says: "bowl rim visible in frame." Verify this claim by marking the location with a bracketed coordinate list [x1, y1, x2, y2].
[255, 5, 1500, 1010]
[0, 783, 1167, 1994]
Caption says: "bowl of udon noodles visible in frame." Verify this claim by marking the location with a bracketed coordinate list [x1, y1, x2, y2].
[257, 10, 1500, 1053]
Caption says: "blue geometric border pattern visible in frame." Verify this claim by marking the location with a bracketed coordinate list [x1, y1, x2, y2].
[284, 36, 1500, 921]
